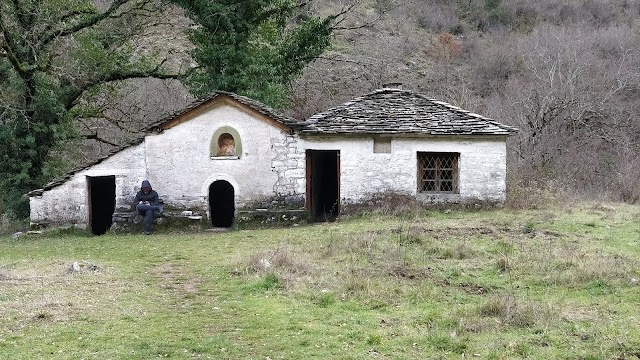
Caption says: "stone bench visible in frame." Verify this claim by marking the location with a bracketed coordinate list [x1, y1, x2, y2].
[110, 209, 206, 232]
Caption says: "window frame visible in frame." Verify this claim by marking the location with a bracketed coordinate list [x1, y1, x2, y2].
[417, 152, 460, 194]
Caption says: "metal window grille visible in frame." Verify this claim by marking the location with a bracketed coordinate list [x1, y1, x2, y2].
[418, 152, 459, 193]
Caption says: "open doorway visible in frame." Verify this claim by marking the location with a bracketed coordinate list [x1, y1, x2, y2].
[306, 150, 340, 222]
[88, 175, 116, 235]
[209, 180, 235, 227]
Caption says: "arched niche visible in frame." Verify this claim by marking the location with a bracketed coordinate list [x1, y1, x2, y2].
[210, 126, 242, 158]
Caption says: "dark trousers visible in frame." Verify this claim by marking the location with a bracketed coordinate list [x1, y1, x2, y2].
[136, 204, 162, 233]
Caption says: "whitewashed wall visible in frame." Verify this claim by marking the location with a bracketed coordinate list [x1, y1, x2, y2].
[301, 136, 508, 204]
[29, 100, 510, 230]
[29, 102, 304, 229]
[145, 103, 298, 210]
[29, 145, 146, 228]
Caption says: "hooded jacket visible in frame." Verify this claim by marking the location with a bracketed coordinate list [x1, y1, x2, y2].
[133, 180, 160, 208]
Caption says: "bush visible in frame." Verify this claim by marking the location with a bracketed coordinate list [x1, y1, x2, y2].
[0, 213, 28, 234]
[478, 295, 543, 328]
[416, 4, 462, 33]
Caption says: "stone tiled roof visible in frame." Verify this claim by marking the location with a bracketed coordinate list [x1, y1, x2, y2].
[27, 137, 145, 196]
[299, 88, 518, 135]
[147, 91, 302, 131]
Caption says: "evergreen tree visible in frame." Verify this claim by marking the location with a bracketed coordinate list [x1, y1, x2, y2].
[172, 0, 334, 108]
[0, 0, 334, 218]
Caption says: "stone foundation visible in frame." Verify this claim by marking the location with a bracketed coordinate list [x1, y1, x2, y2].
[109, 205, 307, 232]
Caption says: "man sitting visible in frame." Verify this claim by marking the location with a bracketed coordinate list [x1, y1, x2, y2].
[133, 180, 163, 235]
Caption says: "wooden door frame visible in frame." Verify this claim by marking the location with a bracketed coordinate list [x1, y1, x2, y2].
[305, 150, 341, 222]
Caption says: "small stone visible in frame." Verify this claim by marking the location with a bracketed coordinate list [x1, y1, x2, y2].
[11, 232, 24, 239]
[258, 258, 272, 270]
[68, 261, 100, 273]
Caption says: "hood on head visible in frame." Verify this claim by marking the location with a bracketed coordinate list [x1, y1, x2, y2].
[141, 180, 152, 190]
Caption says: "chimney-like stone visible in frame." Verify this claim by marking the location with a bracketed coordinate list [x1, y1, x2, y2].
[382, 82, 403, 90]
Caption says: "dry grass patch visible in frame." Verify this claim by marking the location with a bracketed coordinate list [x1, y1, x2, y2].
[511, 235, 639, 288]
[478, 295, 555, 328]
[236, 245, 314, 290]
[152, 263, 201, 294]
[0, 260, 136, 330]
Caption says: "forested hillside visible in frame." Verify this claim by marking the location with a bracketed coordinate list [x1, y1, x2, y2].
[1, 0, 639, 218]
[295, 0, 640, 203]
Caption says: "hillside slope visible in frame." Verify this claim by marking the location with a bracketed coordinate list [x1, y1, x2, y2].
[291, 0, 640, 201]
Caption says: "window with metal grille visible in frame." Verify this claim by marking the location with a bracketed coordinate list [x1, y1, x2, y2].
[417, 152, 459, 193]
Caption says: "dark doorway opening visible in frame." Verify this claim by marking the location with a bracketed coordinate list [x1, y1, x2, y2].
[88, 176, 116, 235]
[306, 150, 340, 222]
[209, 180, 235, 227]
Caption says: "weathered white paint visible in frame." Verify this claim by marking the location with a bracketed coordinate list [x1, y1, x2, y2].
[145, 103, 297, 212]
[301, 136, 507, 204]
[29, 144, 146, 228]
[29, 102, 300, 228]
[29, 100, 509, 229]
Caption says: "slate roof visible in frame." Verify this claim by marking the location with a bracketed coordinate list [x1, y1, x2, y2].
[299, 88, 518, 135]
[27, 137, 146, 196]
[146, 91, 301, 131]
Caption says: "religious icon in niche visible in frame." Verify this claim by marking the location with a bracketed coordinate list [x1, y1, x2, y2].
[217, 133, 236, 156]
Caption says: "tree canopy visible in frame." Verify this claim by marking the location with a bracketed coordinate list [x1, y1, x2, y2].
[171, 0, 334, 108]
[0, 0, 335, 218]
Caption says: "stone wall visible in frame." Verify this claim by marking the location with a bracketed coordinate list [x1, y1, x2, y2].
[301, 135, 508, 205]
[270, 134, 306, 207]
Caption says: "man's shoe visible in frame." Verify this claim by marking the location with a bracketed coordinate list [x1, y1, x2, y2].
[144, 231, 152, 235]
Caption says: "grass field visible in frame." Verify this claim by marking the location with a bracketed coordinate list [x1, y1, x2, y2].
[1, 203, 639, 359]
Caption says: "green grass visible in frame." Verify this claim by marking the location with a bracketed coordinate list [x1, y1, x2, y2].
[2, 202, 640, 359]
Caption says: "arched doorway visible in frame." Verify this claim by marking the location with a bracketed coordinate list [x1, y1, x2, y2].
[209, 180, 235, 227]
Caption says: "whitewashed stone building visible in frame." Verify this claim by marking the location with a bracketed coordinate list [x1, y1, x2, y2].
[28, 88, 517, 234]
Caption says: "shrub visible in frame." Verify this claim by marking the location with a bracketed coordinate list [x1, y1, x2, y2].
[0, 213, 28, 234]
[416, 4, 462, 33]
[478, 295, 544, 328]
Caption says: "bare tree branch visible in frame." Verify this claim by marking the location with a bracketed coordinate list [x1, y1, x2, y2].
[37, 0, 138, 49]
[316, 55, 370, 66]
[65, 67, 183, 110]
